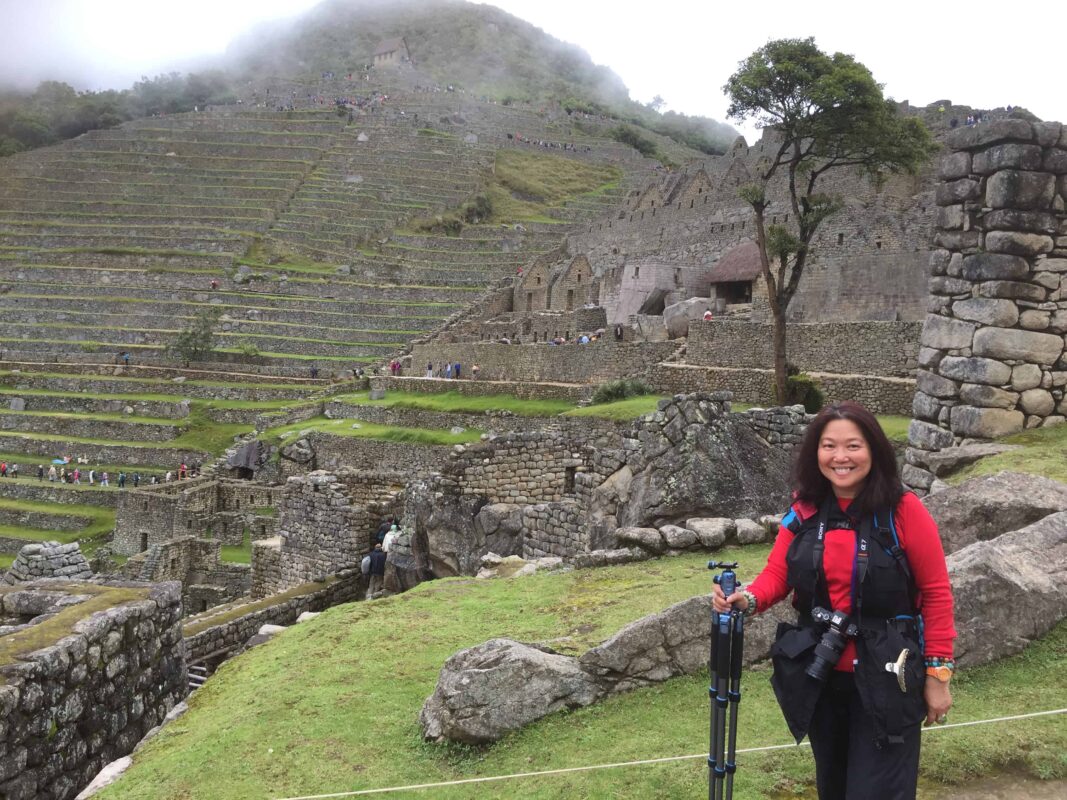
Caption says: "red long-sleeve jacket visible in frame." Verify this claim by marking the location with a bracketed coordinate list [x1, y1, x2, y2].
[747, 492, 956, 671]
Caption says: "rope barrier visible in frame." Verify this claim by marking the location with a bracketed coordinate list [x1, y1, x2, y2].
[273, 707, 1067, 799]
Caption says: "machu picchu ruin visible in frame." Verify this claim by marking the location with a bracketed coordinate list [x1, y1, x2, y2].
[1, 1, 1066, 798]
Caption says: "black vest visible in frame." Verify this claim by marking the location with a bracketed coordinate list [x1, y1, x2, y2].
[784, 498, 916, 624]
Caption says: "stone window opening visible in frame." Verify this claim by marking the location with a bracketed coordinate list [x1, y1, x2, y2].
[876, 241, 883, 250]
[612, 247, 619, 255]
[634, 266, 640, 278]
[187, 520, 192, 530]
[564, 466, 576, 494]
[140, 532, 148, 551]
[526, 292, 533, 308]
[772, 215, 777, 224]
[837, 233, 844, 245]
[674, 268, 681, 286]
[143, 501, 149, 511]
[577, 273, 582, 284]
[535, 276, 541, 285]
[235, 499, 240, 510]
[313, 484, 320, 493]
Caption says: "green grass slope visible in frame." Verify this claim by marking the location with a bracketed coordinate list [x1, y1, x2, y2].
[99, 545, 1066, 799]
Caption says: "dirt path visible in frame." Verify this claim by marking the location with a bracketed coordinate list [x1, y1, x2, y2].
[927, 776, 1067, 799]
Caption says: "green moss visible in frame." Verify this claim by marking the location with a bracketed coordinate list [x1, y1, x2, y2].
[0, 583, 148, 680]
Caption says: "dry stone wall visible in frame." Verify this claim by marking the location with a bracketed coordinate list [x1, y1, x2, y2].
[408, 342, 679, 384]
[906, 119, 1067, 492]
[687, 320, 921, 378]
[648, 364, 915, 415]
[0, 580, 186, 800]
[183, 569, 364, 662]
[274, 470, 403, 590]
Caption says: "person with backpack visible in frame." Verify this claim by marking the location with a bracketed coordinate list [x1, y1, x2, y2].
[366, 543, 387, 599]
[713, 401, 954, 800]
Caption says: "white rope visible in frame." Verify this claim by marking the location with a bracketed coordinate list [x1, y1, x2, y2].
[274, 707, 1067, 800]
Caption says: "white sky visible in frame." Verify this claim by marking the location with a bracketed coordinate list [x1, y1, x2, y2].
[1, 0, 1065, 143]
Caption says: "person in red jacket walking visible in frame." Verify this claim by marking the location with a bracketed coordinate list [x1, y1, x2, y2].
[714, 401, 955, 800]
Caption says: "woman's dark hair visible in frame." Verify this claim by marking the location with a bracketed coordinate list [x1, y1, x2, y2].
[793, 400, 902, 517]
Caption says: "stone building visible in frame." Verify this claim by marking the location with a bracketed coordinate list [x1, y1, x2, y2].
[373, 37, 411, 68]
[547, 254, 597, 312]
[706, 238, 761, 308]
[904, 118, 1067, 493]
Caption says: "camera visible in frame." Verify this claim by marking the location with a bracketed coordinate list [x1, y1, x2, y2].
[806, 607, 859, 682]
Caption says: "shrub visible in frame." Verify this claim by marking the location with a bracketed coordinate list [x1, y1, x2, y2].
[608, 125, 657, 158]
[784, 372, 825, 413]
[591, 378, 653, 405]
[236, 341, 261, 357]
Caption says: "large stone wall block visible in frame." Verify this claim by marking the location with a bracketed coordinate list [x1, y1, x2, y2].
[986, 170, 1056, 210]
[1033, 122, 1063, 148]
[1020, 388, 1056, 416]
[985, 230, 1054, 256]
[936, 178, 981, 206]
[938, 356, 1012, 385]
[983, 209, 1058, 234]
[950, 406, 1025, 438]
[951, 298, 1019, 327]
[933, 230, 980, 250]
[945, 119, 1034, 150]
[916, 370, 959, 399]
[909, 419, 955, 451]
[973, 327, 1064, 364]
[1042, 148, 1067, 174]
[959, 383, 1019, 409]
[961, 253, 1030, 281]
[938, 151, 972, 180]
[936, 204, 966, 231]
[977, 280, 1047, 302]
[1011, 363, 1043, 391]
[920, 315, 976, 350]
[1037, 258, 1067, 274]
[912, 391, 942, 421]
[972, 143, 1044, 174]
[930, 276, 973, 296]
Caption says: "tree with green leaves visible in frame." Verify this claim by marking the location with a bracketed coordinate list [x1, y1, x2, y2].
[723, 38, 936, 403]
[168, 308, 221, 364]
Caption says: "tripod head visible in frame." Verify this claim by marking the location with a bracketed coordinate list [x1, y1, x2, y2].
[708, 561, 740, 596]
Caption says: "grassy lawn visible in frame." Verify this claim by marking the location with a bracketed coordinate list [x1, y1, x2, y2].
[565, 394, 668, 421]
[260, 416, 484, 447]
[488, 150, 621, 223]
[878, 414, 912, 444]
[0, 553, 13, 568]
[220, 532, 253, 565]
[0, 498, 115, 554]
[98, 545, 1067, 800]
[947, 423, 1067, 485]
[335, 390, 577, 417]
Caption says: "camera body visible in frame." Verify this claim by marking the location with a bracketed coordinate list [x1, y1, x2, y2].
[806, 606, 859, 682]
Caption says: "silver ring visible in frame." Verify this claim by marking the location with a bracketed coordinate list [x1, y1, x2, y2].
[936, 714, 948, 724]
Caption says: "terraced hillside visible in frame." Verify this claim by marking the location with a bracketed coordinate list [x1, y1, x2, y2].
[0, 76, 688, 565]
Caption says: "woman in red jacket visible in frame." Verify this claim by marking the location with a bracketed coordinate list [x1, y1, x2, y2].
[713, 401, 955, 800]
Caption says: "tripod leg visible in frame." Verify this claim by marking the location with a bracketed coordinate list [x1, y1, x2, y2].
[712, 614, 733, 800]
[724, 614, 745, 800]
[709, 610, 723, 800]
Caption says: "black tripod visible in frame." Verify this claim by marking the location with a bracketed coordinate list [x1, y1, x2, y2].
[708, 561, 744, 800]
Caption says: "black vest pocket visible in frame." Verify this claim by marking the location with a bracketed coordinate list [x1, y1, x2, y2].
[770, 622, 825, 743]
[854, 625, 926, 745]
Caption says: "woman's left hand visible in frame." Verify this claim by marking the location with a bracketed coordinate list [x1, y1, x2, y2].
[923, 677, 953, 726]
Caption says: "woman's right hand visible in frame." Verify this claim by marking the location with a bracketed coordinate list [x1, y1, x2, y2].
[712, 584, 749, 614]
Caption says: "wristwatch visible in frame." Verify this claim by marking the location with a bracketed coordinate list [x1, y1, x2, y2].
[925, 665, 953, 682]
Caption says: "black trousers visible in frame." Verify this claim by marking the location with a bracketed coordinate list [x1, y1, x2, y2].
[807, 671, 921, 800]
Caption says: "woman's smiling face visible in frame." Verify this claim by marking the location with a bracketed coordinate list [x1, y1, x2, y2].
[817, 419, 872, 499]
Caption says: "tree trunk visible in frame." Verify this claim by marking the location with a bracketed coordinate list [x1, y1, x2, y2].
[772, 301, 788, 404]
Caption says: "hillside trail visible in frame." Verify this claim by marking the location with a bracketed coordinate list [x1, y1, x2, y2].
[930, 776, 1067, 799]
